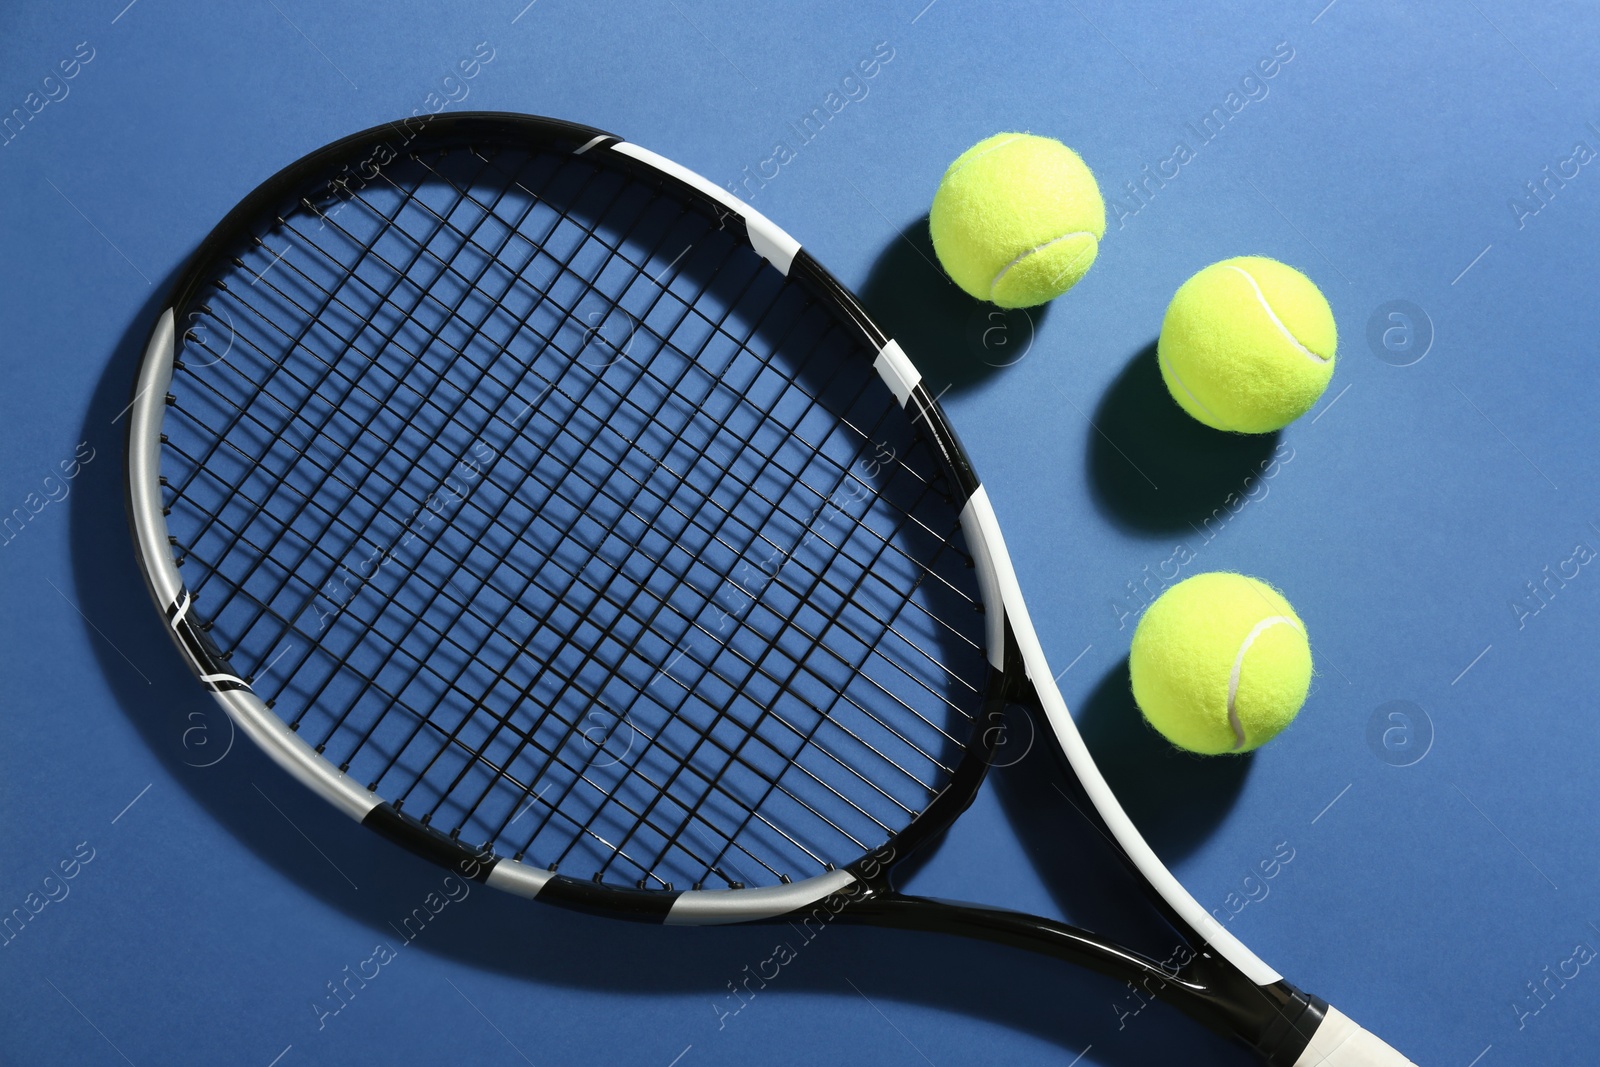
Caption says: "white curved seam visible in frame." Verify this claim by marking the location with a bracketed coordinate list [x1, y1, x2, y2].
[943, 134, 1024, 182]
[1157, 349, 1226, 426]
[1225, 264, 1330, 364]
[1226, 615, 1301, 750]
[988, 230, 1096, 299]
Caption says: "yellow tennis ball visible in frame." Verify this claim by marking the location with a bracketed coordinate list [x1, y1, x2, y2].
[928, 132, 1105, 309]
[1129, 572, 1312, 755]
[1157, 256, 1337, 433]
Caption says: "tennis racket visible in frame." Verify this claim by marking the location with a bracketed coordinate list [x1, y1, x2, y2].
[124, 113, 1414, 1065]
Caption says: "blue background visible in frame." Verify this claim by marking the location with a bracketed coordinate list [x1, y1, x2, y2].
[1, 1, 1594, 1064]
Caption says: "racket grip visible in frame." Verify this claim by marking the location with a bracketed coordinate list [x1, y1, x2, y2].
[1292, 1006, 1417, 1066]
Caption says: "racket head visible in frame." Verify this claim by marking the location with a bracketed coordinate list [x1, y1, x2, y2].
[125, 113, 1010, 920]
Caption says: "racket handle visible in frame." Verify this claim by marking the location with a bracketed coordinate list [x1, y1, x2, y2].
[1292, 1006, 1417, 1066]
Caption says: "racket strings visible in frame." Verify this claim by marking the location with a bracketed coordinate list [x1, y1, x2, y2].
[163, 141, 989, 889]
[180, 223, 934, 883]
[328, 149, 983, 624]
[180, 329, 902, 889]
[167, 180, 528, 646]
[162, 396, 861, 887]
[212, 299, 934, 883]
[181, 160, 659, 710]
[413, 143, 983, 574]
[547, 453, 966, 883]
[168, 145, 592, 589]
[170, 321, 908, 883]
[254, 221, 977, 796]
[286, 189, 987, 709]
[178, 285, 948, 878]
[198, 191, 966, 819]
[204, 174, 984, 757]
[178, 149, 480, 488]
[170, 170, 812, 886]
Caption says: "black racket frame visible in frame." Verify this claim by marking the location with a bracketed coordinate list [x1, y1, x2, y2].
[126, 111, 1329, 1064]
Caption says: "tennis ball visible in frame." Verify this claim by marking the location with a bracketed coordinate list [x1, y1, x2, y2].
[1129, 572, 1312, 755]
[1157, 256, 1337, 433]
[928, 133, 1105, 308]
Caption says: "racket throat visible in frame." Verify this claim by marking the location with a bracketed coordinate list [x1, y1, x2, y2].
[830, 890, 1328, 1064]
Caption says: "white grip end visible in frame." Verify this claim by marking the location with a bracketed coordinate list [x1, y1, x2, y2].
[1293, 1006, 1418, 1066]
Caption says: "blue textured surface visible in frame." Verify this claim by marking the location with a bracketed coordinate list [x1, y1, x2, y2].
[2, 2, 1596, 1064]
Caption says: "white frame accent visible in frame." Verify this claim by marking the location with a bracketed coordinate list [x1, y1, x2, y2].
[871, 340, 921, 407]
[610, 141, 800, 275]
[485, 857, 554, 899]
[128, 311, 181, 607]
[666, 868, 857, 925]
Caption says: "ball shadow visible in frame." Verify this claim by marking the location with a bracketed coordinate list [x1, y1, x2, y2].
[72, 274, 1242, 1065]
[1088, 341, 1279, 535]
[1073, 657, 1252, 862]
[858, 213, 1048, 395]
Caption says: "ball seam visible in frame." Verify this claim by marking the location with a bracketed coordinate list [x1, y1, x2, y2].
[988, 230, 1097, 301]
[942, 133, 1025, 183]
[1157, 348, 1226, 427]
[1226, 615, 1303, 751]
[1226, 264, 1331, 364]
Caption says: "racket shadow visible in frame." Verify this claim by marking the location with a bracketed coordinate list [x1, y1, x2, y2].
[1086, 341, 1281, 535]
[982, 666, 1250, 969]
[1071, 657, 1253, 863]
[77, 275, 1244, 1066]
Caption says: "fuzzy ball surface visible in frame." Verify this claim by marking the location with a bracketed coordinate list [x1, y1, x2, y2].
[1157, 256, 1337, 433]
[1129, 571, 1312, 755]
[929, 133, 1105, 309]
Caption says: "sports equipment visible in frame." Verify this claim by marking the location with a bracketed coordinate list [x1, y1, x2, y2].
[1130, 572, 1312, 754]
[928, 132, 1105, 308]
[1157, 256, 1337, 433]
[125, 113, 1413, 1065]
